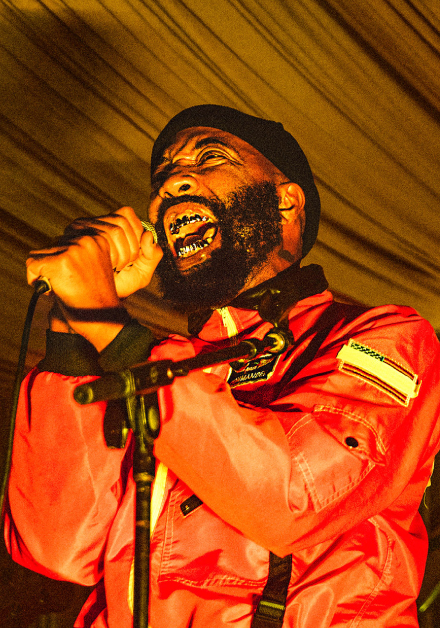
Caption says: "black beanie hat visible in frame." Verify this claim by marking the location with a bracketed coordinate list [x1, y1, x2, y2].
[151, 104, 320, 257]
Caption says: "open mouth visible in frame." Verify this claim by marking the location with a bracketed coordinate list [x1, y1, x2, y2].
[166, 210, 219, 262]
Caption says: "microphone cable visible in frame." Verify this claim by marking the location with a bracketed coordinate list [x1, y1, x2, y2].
[0, 278, 51, 521]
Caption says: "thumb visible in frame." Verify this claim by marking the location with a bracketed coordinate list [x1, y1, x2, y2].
[139, 229, 163, 267]
[127, 230, 163, 288]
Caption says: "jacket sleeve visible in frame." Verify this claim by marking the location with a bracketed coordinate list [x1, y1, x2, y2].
[153, 308, 440, 557]
[4, 320, 153, 585]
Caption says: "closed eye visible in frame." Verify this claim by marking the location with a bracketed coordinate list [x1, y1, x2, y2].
[151, 151, 226, 189]
[198, 149, 228, 165]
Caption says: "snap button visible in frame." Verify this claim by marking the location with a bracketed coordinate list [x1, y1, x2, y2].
[345, 436, 359, 448]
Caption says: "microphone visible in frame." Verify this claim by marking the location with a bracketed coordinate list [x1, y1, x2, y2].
[140, 220, 158, 244]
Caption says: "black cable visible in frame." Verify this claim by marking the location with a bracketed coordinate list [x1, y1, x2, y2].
[0, 279, 50, 521]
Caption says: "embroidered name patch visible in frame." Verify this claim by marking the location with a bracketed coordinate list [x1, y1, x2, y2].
[227, 353, 280, 388]
[336, 340, 420, 406]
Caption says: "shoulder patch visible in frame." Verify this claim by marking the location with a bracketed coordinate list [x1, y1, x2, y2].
[336, 339, 421, 406]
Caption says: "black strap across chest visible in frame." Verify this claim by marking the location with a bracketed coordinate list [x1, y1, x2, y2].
[251, 302, 347, 628]
[251, 553, 293, 627]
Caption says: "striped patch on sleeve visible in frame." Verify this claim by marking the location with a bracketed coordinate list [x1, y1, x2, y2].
[336, 340, 421, 406]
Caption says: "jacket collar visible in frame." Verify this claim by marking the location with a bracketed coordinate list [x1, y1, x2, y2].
[188, 264, 328, 335]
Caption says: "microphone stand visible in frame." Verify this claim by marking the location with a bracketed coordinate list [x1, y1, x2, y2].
[74, 327, 292, 628]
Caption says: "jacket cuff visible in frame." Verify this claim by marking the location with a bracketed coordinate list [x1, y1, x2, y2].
[98, 319, 154, 372]
[38, 320, 154, 377]
[38, 330, 103, 376]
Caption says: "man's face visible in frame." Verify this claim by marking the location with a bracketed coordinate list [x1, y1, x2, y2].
[148, 127, 284, 312]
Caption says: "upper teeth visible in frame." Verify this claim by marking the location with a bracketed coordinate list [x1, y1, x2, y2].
[169, 213, 208, 235]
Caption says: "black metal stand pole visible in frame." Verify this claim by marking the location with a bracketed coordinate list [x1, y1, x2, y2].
[125, 391, 161, 628]
[133, 454, 152, 628]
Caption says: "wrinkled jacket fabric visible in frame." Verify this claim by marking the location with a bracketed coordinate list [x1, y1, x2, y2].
[5, 281, 440, 627]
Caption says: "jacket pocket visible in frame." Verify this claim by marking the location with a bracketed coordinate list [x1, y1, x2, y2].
[158, 481, 270, 589]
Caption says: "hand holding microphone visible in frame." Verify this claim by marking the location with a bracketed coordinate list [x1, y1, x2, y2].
[26, 207, 163, 351]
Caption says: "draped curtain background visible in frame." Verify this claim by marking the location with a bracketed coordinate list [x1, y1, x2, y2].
[0, 1, 439, 626]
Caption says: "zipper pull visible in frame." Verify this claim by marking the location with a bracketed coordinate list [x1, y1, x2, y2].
[218, 307, 239, 341]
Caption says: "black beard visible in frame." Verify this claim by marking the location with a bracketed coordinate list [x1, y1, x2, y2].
[154, 182, 282, 313]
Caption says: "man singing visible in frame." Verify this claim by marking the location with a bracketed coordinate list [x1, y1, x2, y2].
[5, 105, 440, 627]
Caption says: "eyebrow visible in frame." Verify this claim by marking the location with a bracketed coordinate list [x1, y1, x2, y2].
[193, 137, 233, 150]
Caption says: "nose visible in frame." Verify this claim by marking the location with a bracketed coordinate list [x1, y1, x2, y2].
[158, 171, 200, 199]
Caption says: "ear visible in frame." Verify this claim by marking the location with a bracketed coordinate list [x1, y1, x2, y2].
[277, 182, 305, 223]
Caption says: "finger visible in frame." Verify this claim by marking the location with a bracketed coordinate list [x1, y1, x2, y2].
[27, 261, 42, 287]
[114, 206, 143, 236]
[66, 209, 142, 270]
[104, 207, 145, 249]
[68, 220, 134, 270]
[59, 228, 135, 276]
[65, 207, 143, 243]
[28, 245, 70, 257]
[139, 229, 163, 261]
[59, 226, 100, 240]
[26, 246, 69, 286]
[109, 207, 145, 259]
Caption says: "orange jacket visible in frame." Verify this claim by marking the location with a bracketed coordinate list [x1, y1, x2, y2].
[5, 285, 440, 627]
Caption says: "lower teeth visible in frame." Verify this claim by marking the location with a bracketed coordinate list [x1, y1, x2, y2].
[178, 238, 212, 258]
